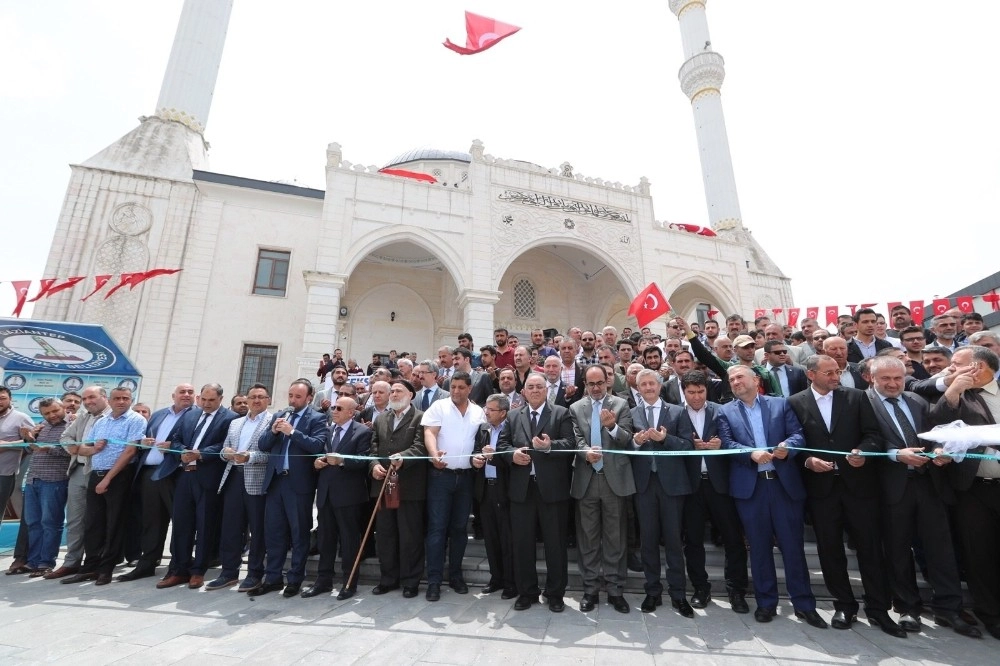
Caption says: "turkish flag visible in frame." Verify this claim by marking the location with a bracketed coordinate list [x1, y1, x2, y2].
[81, 274, 113, 301]
[846, 304, 857, 316]
[28, 276, 86, 302]
[825, 306, 839, 326]
[956, 296, 974, 313]
[861, 303, 877, 310]
[754, 309, 765, 320]
[443, 11, 521, 55]
[706, 308, 719, 319]
[910, 300, 925, 325]
[983, 292, 1000, 312]
[10, 280, 31, 317]
[378, 168, 437, 183]
[128, 268, 182, 289]
[932, 298, 950, 316]
[787, 308, 800, 327]
[887, 301, 902, 313]
[806, 307, 819, 321]
[104, 273, 142, 299]
[628, 282, 670, 329]
[771, 308, 783, 319]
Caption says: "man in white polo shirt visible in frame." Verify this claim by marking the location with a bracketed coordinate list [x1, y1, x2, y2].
[421, 371, 486, 602]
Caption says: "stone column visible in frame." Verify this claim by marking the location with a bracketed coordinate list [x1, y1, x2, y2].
[300, 271, 348, 379]
[459, 289, 502, 351]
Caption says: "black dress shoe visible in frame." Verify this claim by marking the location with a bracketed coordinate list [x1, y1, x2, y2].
[672, 598, 695, 618]
[449, 578, 469, 594]
[61, 572, 98, 584]
[690, 588, 710, 609]
[579, 593, 599, 612]
[116, 568, 155, 583]
[402, 586, 419, 598]
[608, 595, 630, 614]
[831, 610, 856, 630]
[754, 606, 776, 623]
[934, 611, 983, 638]
[867, 611, 907, 638]
[372, 583, 400, 595]
[795, 609, 829, 629]
[983, 623, 1000, 640]
[336, 587, 356, 600]
[898, 614, 922, 633]
[729, 591, 750, 614]
[426, 583, 441, 602]
[627, 552, 643, 573]
[501, 588, 518, 600]
[514, 595, 539, 611]
[247, 580, 284, 597]
[300, 584, 333, 599]
[640, 595, 662, 613]
[960, 608, 979, 626]
[548, 596, 565, 613]
[482, 582, 503, 594]
[95, 574, 113, 586]
[282, 583, 301, 598]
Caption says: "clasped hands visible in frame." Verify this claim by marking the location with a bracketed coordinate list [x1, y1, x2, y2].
[750, 442, 789, 465]
[634, 426, 667, 445]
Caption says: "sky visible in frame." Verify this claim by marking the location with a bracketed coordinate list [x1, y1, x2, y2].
[2, 0, 998, 320]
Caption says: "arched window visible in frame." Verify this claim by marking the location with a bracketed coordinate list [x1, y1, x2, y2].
[513, 278, 536, 319]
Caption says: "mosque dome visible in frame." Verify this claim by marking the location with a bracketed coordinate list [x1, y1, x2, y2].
[383, 147, 471, 169]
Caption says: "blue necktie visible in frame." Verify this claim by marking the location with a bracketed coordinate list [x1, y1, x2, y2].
[591, 400, 603, 472]
[329, 425, 343, 454]
[282, 411, 298, 471]
[421, 389, 431, 411]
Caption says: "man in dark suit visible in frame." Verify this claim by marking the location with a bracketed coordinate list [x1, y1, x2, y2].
[718, 365, 826, 628]
[542, 356, 582, 408]
[629, 368, 696, 616]
[152, 384, 236, 589]
[252, 379, 327, 598]
[476, 394, 516, 598]
[929, 345, 1000, 639]
[788, 356, 904, 637]
[680, 371, 749, 614]
[116, 383, 194, 583]
[369, 380, 427, 598]
[497, 372, 576, 613]
[357, 380, 390, 426]
[302, 397, 373, 600]
[570, 365, 635, 614]
[762, 341, 808, 397]
[866, 356, 979, 638]
[847, 309, 894, 363]
[824, 336, 869, 390]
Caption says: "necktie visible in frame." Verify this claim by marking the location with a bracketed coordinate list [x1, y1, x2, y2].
[591, 400, 604, 472]
[422, 389, 431, 410]
[773, 366, 787, 397]
[329, 425, 342, 454]
[548, 384, 557, 405]
[191, 412, 210, 450]
[646, 404, 657, 473]
[530, 410, 539, 436]
[282, 411, 299, 471]
[886, 397, 918, 447]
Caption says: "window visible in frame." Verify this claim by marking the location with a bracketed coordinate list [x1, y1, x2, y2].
[253, 249, 290, 296]
[513, 278, 536, 319]
[238, 344, 278, 394]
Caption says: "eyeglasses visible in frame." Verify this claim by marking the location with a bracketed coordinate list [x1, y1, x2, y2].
[817, 370, 843, 377]
[332, 405, 348, 412]
[336, 391, 353, 397]
[668, 325, 679, 329]
[902, 337, 924, 343]
[770, 350, 789, 355]
[581, 337, 596, 342]
[585, 381, 605, 387]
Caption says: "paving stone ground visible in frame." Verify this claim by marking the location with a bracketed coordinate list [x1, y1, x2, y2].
[1, 555, 994, 665]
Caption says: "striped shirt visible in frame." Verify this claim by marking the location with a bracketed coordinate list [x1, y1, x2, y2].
[90, 410, 146, 470]
[26, 421, 70, 483]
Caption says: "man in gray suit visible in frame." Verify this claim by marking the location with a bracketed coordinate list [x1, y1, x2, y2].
[570, 364, 635, 613]
[413, 361, 447, 411]
[630, 369, 697, 616]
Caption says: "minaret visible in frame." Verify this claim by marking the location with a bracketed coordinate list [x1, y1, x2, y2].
[155, 0, 235, 135]
[81, 0, 234, 179]
[669, 0, 742, 232]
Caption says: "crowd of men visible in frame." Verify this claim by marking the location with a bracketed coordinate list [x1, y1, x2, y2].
[2, 304, 1000, 643]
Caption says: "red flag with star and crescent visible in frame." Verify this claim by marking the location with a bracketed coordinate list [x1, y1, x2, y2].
[806, 307, 819, 321]
[932, 299, 950, 316]
[956, 296, 974, 314]
[443, 11, 521, 55]
[910, 301, 925, 326]
[825, 306, 839, 326]
[787, 308, 800, 327]
[10, 281, 32, 317]
[628, 282, 670, 329]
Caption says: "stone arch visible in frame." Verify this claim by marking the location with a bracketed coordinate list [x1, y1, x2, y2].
[493, 235, 640, 297]
[660, 271, 738, 318]
[346, 283, 434, 364]
[341, 226, 467, 294]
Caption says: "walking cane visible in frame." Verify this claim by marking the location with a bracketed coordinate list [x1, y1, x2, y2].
[346, 464, 395, 590]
